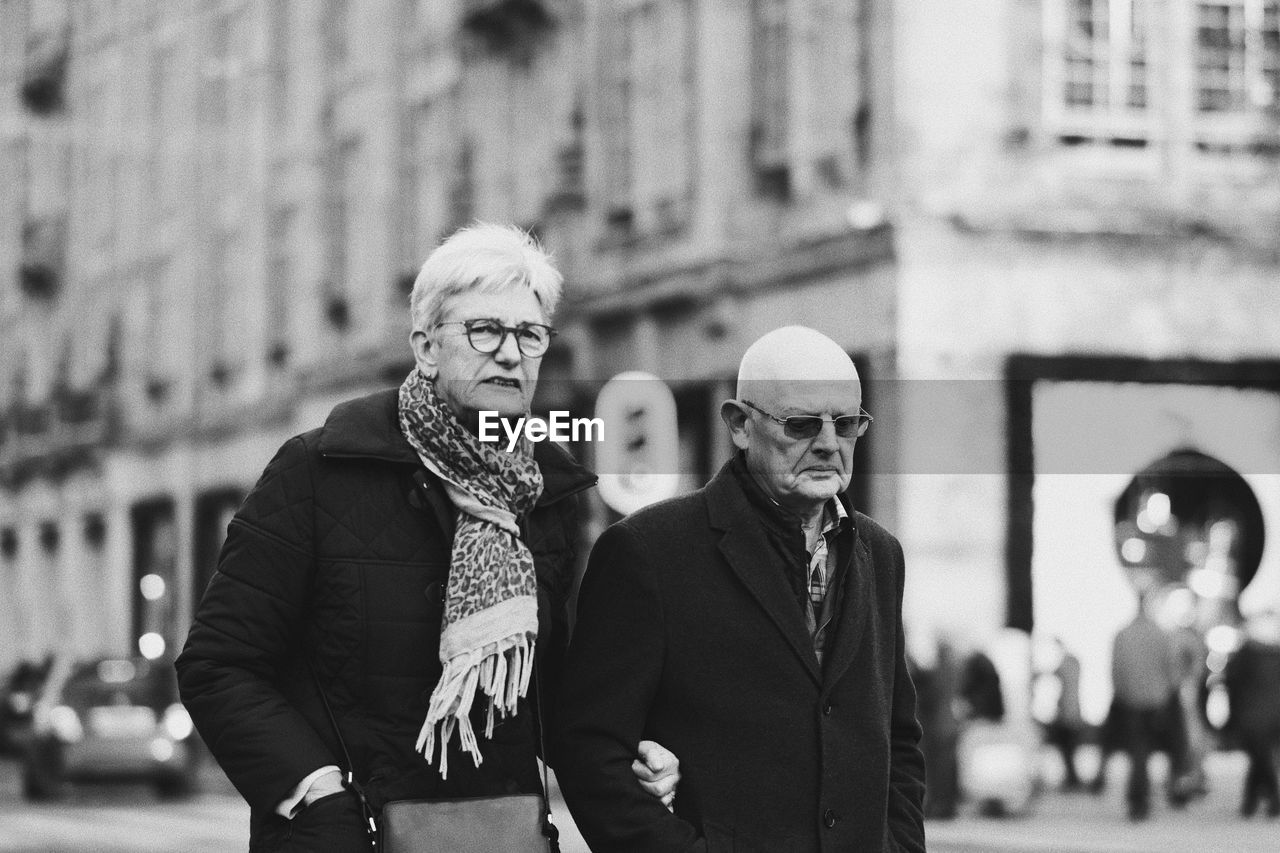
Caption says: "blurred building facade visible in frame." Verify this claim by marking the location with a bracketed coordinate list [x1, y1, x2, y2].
[2, 0, 1278, 721]
[0, 0, 897, 668]
[896, 0, 1280, 721]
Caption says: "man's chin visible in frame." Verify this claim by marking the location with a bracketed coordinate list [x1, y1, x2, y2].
[795, 477, 846, 501]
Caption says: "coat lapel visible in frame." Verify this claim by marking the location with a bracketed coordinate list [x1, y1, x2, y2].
[705, 466, 822, 686]
[820, 531, 873, 693]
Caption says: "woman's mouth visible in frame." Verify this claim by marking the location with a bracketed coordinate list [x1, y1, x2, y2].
[483, 377, 521, 390]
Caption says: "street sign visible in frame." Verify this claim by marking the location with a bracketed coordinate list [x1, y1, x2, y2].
[594, 371, 680, 515]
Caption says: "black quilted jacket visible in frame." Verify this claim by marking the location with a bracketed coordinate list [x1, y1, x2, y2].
[175, 389, 595, 835]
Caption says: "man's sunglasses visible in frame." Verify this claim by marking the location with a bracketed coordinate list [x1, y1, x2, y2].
[741, 400, 873, 440]
[434, 318, 557, 358]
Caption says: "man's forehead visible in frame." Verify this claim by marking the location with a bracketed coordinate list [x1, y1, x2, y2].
[743, 378, 862, 412]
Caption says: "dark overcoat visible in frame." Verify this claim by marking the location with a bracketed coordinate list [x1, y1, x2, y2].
[554, 458, 926, 853]
[175, 389, 594, 844]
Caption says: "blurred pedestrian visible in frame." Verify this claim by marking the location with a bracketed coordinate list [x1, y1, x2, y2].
[176, 224, 677, 851]
[1044, 636, 1085, 791]
[1167, 602, 1210, 800]
[1224, 610, 1280, 818]
[911, 635, 961, 819]
[1110, 589, 1187, 821]
[957, 650, 1005, 723]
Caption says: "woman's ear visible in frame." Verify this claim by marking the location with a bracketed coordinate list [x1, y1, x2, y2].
[410, 329, 438, 379]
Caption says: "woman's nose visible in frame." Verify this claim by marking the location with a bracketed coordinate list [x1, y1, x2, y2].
[492, 332, 523, 365]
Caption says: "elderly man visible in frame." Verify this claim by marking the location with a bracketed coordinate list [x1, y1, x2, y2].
[555, 326, 926, 852]
[177, 223, 677, 851]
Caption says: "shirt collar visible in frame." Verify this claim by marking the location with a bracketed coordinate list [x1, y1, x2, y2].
[822, 496, 850, 536]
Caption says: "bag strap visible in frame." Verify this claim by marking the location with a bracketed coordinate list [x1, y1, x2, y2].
[308, 660, 560, 853]
[308, 662, 380, 849]
[532, 662, 561, 852]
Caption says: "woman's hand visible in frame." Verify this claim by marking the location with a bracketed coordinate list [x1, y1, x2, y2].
[631, 740, 681, 810]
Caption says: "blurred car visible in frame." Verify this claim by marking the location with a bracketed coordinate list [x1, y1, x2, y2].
[22, 655, 198, 801]
[0, 656, 54, 756]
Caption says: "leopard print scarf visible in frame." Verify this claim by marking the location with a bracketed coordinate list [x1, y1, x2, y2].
[397, 369, 544, 778]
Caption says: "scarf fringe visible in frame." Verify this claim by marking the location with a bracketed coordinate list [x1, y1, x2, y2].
[414, 633, 535, 778]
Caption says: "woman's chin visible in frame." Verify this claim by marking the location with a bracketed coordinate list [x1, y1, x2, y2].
[473, 389, 530, 420]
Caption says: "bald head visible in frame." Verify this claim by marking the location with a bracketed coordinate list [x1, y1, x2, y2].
[736, 326, 860, 400]
[722, 327, 865, 519]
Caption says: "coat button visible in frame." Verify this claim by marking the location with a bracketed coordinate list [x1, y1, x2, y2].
[823, 703, 833, 716]
[823, 808, 837, 828]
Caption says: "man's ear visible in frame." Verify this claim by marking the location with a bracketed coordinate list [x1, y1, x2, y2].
[410, 329, 438, 379]
[720, 400, 751, 451]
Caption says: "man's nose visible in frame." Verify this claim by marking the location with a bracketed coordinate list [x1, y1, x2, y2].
[810, 421, 840, 453]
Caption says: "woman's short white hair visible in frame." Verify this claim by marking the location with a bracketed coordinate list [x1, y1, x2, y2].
[409, 222, 564, 332]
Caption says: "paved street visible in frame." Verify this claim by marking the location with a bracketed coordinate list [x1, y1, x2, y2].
[0, 751, 1275, 851]
[922, 749, 1277, 853]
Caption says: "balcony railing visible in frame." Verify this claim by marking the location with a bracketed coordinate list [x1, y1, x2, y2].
[0, 387, 114, 488]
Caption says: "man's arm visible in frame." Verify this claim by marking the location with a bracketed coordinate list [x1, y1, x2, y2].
[553, 522, 703, 853]
[175, 437, 339, 817]
[886, 538, 927, 853]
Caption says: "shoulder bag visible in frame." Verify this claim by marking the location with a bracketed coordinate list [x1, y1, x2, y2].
[311, 664, 561, 852]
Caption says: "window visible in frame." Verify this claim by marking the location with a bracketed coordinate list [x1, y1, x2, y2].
[324, 139, 362, 331]
[148, 44, 174, 212]
[447, 139, 476, 234]
[207, 232, 242, 387]
[599, 0, 695, 237]
[38, 522, 59, 555]
[406, 99, 457, 251]
[751, 0, 791, 197]
[19, 216, 66, 300]
[1045, 0, 1153, 144]
[750, 0, 867, 200]
[269, 0, 293, 131]
[326, 0, 352, 69]
[266, 208, 295, 367]
[1195, 1, 1280, 113]
[143, 262, 181, 403]
[1044, 0, 1280, 153]
[0, 528, 16, 561]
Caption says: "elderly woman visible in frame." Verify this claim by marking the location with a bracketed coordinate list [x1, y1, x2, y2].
[177, 224, 676, 851]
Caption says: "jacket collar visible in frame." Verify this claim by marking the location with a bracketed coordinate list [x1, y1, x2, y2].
[705, 456, 823, 685]
[316, 389, 597, 506]
[706, 453, 869, 691]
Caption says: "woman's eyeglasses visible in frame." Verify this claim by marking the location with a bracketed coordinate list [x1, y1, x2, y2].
[741, 400, 872, 440]
[434, 319, 558, 358]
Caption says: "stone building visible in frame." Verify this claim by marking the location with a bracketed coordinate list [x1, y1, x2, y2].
[895, 0, 1280, 720]
[4, 0, 1277, 727]
[0, 0, 897, 670]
